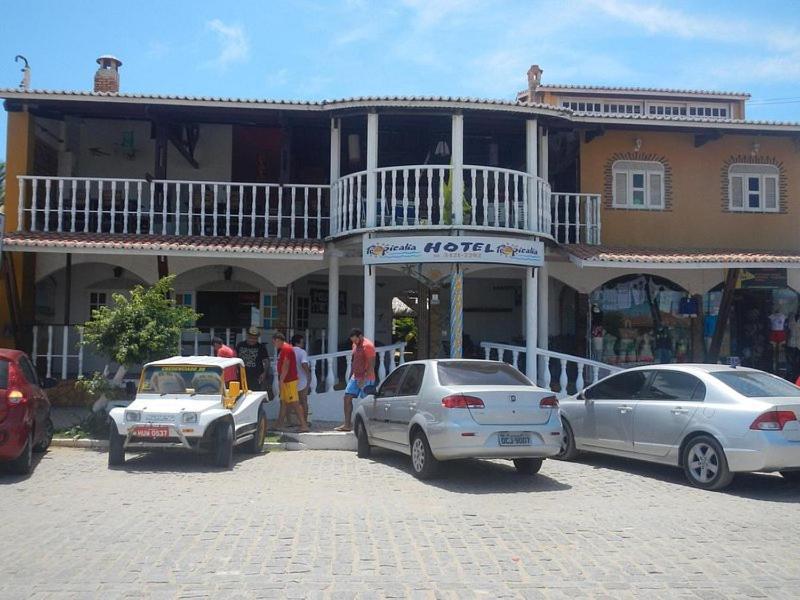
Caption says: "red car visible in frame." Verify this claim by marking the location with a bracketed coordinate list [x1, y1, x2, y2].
[0, 349, 54, 474]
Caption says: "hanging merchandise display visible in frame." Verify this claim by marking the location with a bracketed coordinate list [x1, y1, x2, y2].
[590, 275, 692, 366]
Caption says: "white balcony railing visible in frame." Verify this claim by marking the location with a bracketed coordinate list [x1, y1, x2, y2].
[31, 324, 405, 402]
[551, 193, 601, 245]
[17, 176, 330, 239]
[17, 174, 601, 244]
[331, 165, 555, 237]
[481, 342, 622, 398]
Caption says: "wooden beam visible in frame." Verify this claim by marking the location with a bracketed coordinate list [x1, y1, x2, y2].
[584, 128, 605, 143]
[168, 124, 200, 169]
[694, 131, 722, 148]
[1, 252, 22, 348]
[707, 268, 739, 363]
[157, 256, 169, 279]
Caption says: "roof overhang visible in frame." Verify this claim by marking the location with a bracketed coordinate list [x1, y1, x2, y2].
[563, 244, 800, 270]
[572, 114, 800, 134]
[1, 232, 325, 261]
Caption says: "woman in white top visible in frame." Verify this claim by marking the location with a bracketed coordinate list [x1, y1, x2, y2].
[292, 334, 312, 425]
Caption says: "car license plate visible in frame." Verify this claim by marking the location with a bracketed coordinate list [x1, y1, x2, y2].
[499, 432, 531, 446]
[134, 426, 170, 438]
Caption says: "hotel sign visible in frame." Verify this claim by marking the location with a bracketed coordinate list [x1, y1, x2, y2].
[363, 235, 544, 267]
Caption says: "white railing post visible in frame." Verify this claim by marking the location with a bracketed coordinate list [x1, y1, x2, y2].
[558, 359, 569, 398]
[78, 327, 84, 378]
[17, 177, 25, 231]
[61, 325, 69, 379]
[46, 325, 54, 379]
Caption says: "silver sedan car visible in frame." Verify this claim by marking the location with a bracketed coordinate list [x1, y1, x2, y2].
[352, 359, 563, 479]
[557, 364, 800, 490]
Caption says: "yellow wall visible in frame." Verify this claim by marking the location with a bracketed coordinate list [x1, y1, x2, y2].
[1, 110, 36, 350]
[579, 129, 800, 250]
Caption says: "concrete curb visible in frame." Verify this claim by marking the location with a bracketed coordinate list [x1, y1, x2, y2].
[51, 438, 314, 451]
[52, 437, 109, 449]
[279, 431, 357, 451]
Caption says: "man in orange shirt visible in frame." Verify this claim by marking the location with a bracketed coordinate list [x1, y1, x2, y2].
[212, 336, 238, 383]
[335, 328, 376, 432]
[272, 332, 309, 432]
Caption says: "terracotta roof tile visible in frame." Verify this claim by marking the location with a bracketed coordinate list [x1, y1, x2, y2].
[2, 232, 324, 257]
[564, 244, 800, 265]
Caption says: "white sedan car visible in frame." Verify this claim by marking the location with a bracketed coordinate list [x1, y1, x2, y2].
[352, 359, 563, 479]
[557, 364, 800, 490]
[108, 356, 269, 469]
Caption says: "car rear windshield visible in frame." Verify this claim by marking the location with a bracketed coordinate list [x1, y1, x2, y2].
[711, 371, 800, 398]
[140, 365, 223, 395]
[437, 361, 531, 387]
[0, 360, 7, 389]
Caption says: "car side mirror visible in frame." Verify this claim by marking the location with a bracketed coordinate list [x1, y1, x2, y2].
[363, 384, 377, 397]
[224, 381, 241, 408]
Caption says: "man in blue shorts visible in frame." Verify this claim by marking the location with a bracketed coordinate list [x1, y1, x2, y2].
[335, 328, 376, 432]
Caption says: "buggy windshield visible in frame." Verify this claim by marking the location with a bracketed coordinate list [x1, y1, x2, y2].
[139, 365, 223, 395]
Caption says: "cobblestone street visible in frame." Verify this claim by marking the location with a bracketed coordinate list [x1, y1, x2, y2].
[1, 447, 799, 599]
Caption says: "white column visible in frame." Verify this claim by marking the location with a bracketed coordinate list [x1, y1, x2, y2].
[525, 268, 538, 384]
[539, 126, 549, 185]
[330, 118, 341, 235]
[327, 246, 339, 389]
[366, 112, 379, 228]
[330, 118, 341, 183]
[537, 261, 549, 380]
[364, 262, 376, 342]
[525, 119, 539, 231]
[451, 113, 464, 226]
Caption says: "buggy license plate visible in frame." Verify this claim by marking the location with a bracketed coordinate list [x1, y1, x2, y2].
[498, 433, 531, 446]
[134, 426, 170, 438]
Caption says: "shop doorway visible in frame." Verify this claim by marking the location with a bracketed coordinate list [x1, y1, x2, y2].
[196, 291, 260, 328]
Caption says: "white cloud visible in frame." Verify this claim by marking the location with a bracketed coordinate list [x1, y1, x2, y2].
[204, 19, 249, 69]
[147, 40, 170, 60]
[400, 0, 480, 29]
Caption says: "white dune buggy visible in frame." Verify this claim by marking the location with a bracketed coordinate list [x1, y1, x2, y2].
[107, 356, 269, 469]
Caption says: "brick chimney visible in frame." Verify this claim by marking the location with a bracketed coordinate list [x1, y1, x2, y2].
[526, 64, 543, 100]
[94, 55, 122, 93]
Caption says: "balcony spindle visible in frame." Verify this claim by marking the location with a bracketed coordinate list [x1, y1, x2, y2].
[43, 178, 52, 232]
[390, 170, 398, 227]
[69, 180, 77, 232]
[221, 184, 229, 236]
[355, 176, 362, 230]
[402, 169, 409, 226]
[413, 168, 421, 226]
[469, 168, 477, 226]
[276, 186, 284, 238]
[303, 187, 309, 239]
[109, 180, 117, 233]
[56, 179, 65, 232]
[121, 181, 130, 234]
[559, 359, 568, 397]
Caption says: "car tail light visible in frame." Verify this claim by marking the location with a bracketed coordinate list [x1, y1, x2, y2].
[442, 394, 484, 409]
[539, 395, 559, 408]
[7, 390, 26, 405]
[749, 410, 797, 431]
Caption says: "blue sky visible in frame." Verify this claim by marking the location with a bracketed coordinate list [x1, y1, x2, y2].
[1, 0, 800, 161]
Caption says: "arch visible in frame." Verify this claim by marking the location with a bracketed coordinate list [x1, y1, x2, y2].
[171, 264, 277, 294]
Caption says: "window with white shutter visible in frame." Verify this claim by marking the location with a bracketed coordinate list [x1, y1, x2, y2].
[728, 164, 779, 212]
[612, 160, 665, 209]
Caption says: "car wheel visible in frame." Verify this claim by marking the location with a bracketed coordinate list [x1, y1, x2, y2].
[245, 409, 268, 454]
[8, 432, 33, 475]
[554, 419, 578, 461]
[108, 424, 126, 467]
[513, 458, 543, 475]
[780, 470, 800, 483]
[356, 419, 371, 459]
[33, 416, 55, 453]
[213, 421, 234, 469]
[682, 435, 734, 491]
[410, 429, 439, 480]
